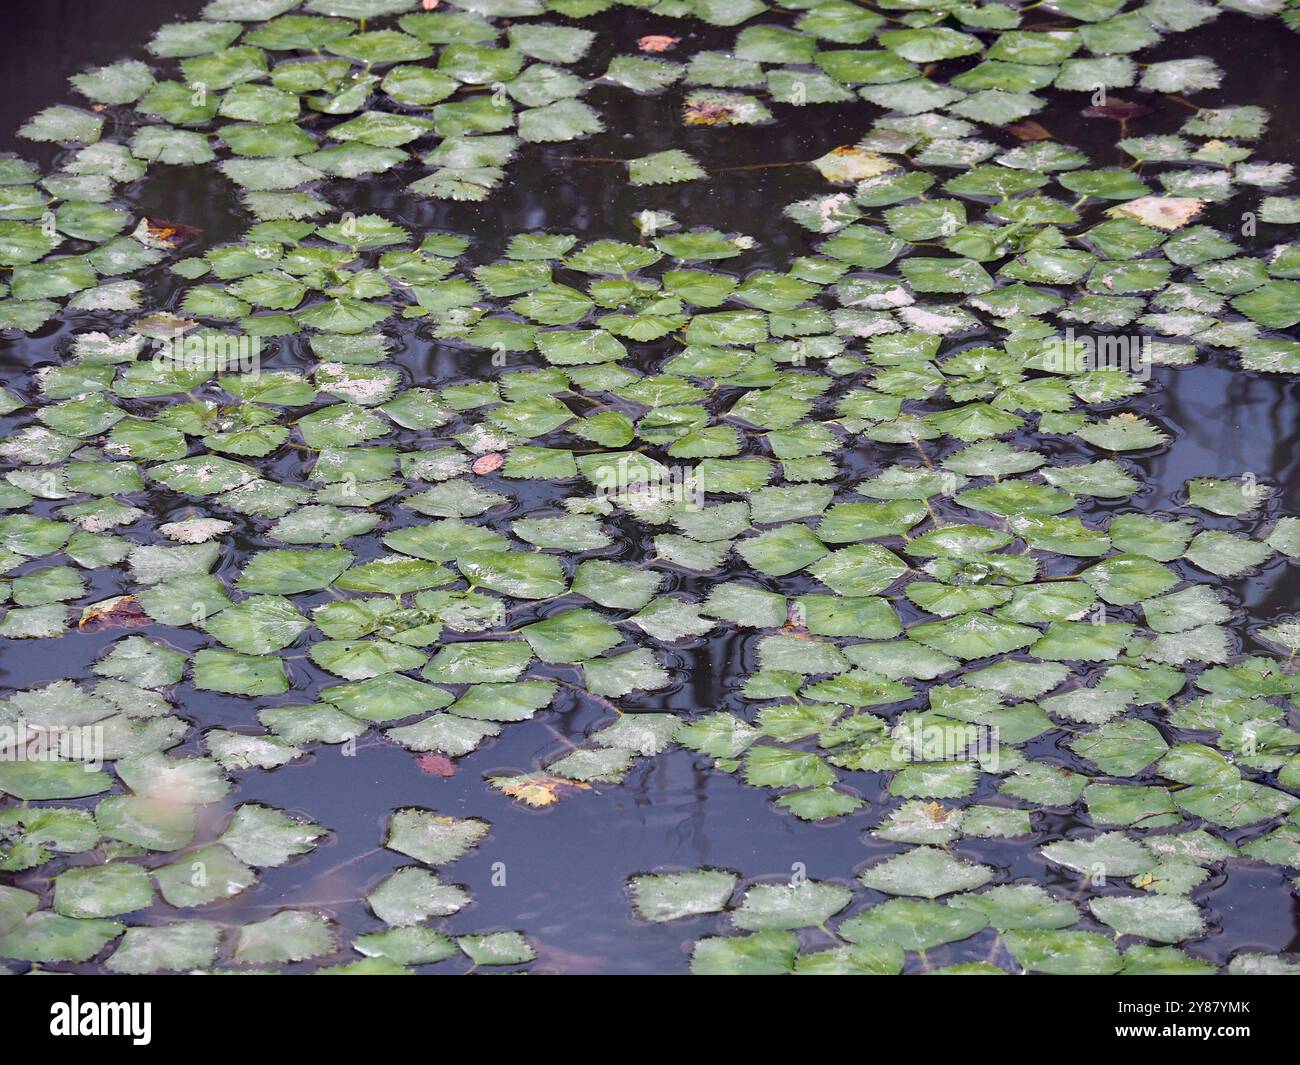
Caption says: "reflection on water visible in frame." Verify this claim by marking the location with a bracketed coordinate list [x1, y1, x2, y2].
[1, 0, 1300, 973]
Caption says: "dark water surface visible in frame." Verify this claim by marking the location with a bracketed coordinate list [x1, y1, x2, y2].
[3, 0, 1300, 972]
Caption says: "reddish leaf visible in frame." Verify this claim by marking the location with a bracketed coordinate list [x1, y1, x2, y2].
[638, 35, 679, 53]
[416, 752, 456, 777]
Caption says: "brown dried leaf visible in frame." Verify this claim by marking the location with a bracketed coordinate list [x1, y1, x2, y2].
[78, 595, 151, 632]
[1082, 99, 1152, 121]
[139, 217, 202, 249]
[921, 801, 950, 823]
[1006, 120, 1052, 142]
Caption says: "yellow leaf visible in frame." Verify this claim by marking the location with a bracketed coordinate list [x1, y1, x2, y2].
[812, 146, 895, 184]
[1108, 195, 1205, 231]
[489, 772, 590, 808]
[682, 99, 735, 127]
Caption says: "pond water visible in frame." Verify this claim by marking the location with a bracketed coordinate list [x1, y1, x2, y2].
[3, 0, 1300, 975]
